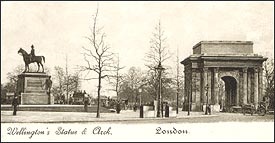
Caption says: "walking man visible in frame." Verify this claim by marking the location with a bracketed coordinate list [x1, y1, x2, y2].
[83, 91, 89, 112]
[12, 96, 19, 115]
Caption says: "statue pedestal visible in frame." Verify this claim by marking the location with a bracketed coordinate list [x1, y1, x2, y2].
[17, 72, 52, 105]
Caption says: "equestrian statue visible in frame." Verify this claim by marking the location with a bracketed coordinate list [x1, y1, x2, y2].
[18, 45, 45, 73]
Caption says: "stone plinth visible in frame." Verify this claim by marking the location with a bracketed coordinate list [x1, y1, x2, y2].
[17, 72, 51, 105]
[21, 93, 49, 104]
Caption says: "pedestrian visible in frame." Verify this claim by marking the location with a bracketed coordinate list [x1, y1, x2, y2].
[263, 96, 270, 111]
[84, 98, 88, 112]
[83, 91, 89, 112]
[89, 96, 92, 107]
[12, 96, 19, 116]
[207, 105, 211, 115]
[116, 100, 121, 114]
[165, 103, 169, 117]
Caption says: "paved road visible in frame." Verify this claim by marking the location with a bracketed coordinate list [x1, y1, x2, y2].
[1, 110, 273, 123]
[1, 110, 274, 142]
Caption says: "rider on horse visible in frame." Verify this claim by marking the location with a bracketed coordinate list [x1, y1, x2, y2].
[18, 46, 45, 73]
[30, 45, 35, 62]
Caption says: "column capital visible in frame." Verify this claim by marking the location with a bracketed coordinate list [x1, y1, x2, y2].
[214, 67, 219, 72]
[242, 67, 248, 73]
[203, 67, 209, 72]
[254, 67, 259, 73]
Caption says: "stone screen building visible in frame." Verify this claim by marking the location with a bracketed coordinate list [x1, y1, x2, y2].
[181, 41, 267, 112]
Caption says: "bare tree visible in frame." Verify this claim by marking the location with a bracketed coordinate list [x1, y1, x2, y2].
[145, 20, 171, 88]
[145, 20, 171, 97]
[71, 72, 81, 92]
[175, 47, 184, 114]
[119, 67, 145, 108]
[127, 67, 143, 106]
[144, 70, 158, 100]
[4, 65, 25, 93]
[80, 7, 114, 118]
[65, 73, 81, 99]
[109, 54, 124, 99]
[145, 20, 171, 69]
[7, 65, 25, 82]
[145, 20, 171, 117]
[52, 66, 65, 100]
[263, 58, 274, 109]
[52, 66, 81, 104]
[65, 54, 69, 104]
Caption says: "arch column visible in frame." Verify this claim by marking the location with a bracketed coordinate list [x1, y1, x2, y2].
[243, 67, 248, 104]
[247, 70, 251, 104]
[202, 68, 208, 104]
[259, 67, 263, 102]
[220, 81, 225, 111]
[236, 71, 240, 106]
[213, 68, 219, 105]
[254, 68, 259, 108]
[207, 68, 212, 104]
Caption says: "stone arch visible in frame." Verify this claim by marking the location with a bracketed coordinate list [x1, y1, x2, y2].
[181, 41, 267, 112]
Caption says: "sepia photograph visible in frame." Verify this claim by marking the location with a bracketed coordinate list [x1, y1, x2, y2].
[1, 1, 274, 142]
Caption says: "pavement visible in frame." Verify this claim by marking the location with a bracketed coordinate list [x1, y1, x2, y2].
[1, 110, 219, 123]
[1, 109, 273, 142]
[1, 104, 111, 113]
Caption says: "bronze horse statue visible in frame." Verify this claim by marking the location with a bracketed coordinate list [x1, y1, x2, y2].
[18, 48, 45, 72]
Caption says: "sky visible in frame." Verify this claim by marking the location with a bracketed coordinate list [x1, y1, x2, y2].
[1, 1, 274, 96]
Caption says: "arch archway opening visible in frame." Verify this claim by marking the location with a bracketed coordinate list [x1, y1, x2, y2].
[221, 76, 237, 111]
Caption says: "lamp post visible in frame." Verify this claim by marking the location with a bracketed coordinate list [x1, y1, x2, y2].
[218, 83, 220, 111]
[205, 84, 209, 115]
[220, 83, 225, 112]
[155, 62, 165, 118]
[135, 88, 137, 107]
[139, 88, 142, 106]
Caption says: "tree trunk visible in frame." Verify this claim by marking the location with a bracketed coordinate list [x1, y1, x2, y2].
[96, 72, 101, 118]
[176, 89, 179, 114]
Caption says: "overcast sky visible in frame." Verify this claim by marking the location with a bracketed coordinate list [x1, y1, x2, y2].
[1, 1, 274, 96]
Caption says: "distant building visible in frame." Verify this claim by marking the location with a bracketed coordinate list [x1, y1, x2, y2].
[1, 88, 7, 104]
[4, 92, 15, 104]
[111, 96, 117, 100]
[72, 91, 84, 105]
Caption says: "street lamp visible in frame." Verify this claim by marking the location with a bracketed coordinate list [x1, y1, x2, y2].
[155, 62, 165, 118]
[218, 83, 224, 112]
[205, 84, 209, 115]
[139, 88, 142, 106]
[220, 83, 225, 112]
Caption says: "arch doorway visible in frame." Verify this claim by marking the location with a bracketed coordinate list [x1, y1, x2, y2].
[221, 76, 237, 111]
